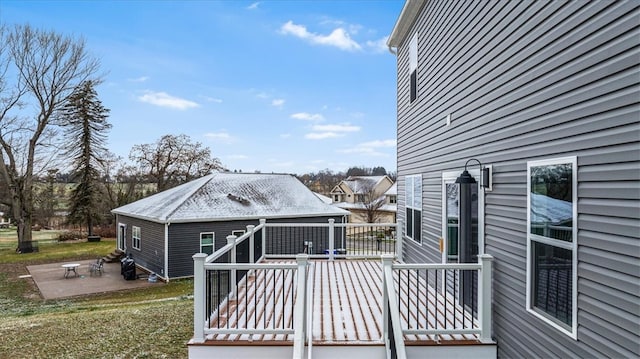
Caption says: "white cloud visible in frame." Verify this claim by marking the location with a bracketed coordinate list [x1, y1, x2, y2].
[337, 138, 396, 156]
[365, 36, 390, 54]
[272, 98, 285, 108]
[200, 95, 223, 103]
[291, 112, 324, 122]
[138, 91, 199, 110]
[305, 132, 342, 140]
[204, 131, 234, 144]
[128, 76, 149, 82]
[311, 123, 360, 132]
[280, 133, 291, 139]
[247, 2, 259, 10]
[280, 20, 361, 51]
[305, 123, 361, 140]
[358, 139, 397, 148]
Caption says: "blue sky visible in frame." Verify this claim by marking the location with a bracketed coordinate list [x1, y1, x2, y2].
[0, 0, 403, 175]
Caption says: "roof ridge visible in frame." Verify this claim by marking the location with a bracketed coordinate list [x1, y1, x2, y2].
[161, 173, 216, 222]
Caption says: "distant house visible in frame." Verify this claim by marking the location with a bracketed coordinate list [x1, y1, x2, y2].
[330, 175, 396, 223]
[111, 173, 349, 280]
[388, 0, 639, 358]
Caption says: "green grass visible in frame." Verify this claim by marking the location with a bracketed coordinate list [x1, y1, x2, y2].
[0, 239, 193, 358]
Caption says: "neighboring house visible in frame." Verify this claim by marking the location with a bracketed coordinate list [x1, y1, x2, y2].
[388, 1, 639, 358]
[330, 175, 396, 223]
[111, 173, 349, 280]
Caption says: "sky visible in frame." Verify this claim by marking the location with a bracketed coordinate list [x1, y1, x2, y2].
[0, 0, 404, 175]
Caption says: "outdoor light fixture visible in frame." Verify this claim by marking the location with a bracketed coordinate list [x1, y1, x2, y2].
[455, 158, 490, 188]
[455, 158, 491, 309]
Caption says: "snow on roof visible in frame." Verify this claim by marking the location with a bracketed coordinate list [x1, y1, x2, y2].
[385, 182, 397, 196]
[344, 176, 387, 194]
[314, 192, 332, 204]
[112, 173, 349, 223]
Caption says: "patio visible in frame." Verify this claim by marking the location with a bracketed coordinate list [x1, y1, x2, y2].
[27, 259, 161, 299]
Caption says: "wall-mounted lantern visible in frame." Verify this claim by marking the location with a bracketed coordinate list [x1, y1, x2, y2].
[455, 158, 490, 264]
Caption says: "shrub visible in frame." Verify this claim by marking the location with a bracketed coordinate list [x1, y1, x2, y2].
[93, 226, 116, 238]
[57, 231, 84, 242]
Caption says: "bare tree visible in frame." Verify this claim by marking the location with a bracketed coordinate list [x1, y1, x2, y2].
[357, 179, 387, 223]
[0, 25, 99, 251]
[129, 134, 224, 192]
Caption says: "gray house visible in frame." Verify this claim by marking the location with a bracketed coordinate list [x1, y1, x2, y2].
[388, 1, 639, 358]
[112, 173, 349, 280]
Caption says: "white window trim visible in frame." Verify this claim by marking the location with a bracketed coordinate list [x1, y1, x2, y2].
[409, 32, 419, 103]
[200, 232, 215, 254]
[132, 226, 141, 251]
[405, 174, 422, 245]
[441, 170, 485, 264]
[526, 156, 578, 340]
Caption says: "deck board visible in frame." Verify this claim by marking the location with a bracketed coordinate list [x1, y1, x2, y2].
[205, 260, 480, 345]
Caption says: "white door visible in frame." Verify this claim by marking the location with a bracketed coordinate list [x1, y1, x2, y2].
[117, 223, 126, 251]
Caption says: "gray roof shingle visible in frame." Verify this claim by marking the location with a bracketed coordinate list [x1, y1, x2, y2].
[112, 173, 349, 223]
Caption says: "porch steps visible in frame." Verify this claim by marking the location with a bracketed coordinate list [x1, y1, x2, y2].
[102, 248, 125, 263]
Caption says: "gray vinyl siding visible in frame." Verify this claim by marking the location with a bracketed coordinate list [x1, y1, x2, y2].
[395, 1, 639, 358]
[167, 216, 345, 278]
[115, 215, 165, 277]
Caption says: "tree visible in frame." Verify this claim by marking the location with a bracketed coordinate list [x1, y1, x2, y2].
[62, 80, 111, 236]
[357, 179, 387, 224]
[0, 25, 99, 251]
[129, 134, 224, 192]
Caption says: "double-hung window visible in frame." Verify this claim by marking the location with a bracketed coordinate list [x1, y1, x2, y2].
[526, 157, 577, 339]
[200, 233, 214, 255]
[405, 174, 422, 243]
[132, 226, 141, 250]
[409, 32, 418, 103]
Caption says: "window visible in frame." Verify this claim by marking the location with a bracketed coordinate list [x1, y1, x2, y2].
[200, 232, 214, 255]
[405, 174, 422, 243]
[389, 195, 397, 204]
[527, 157, 577, 339]
[132, 226, 141, 250]
[409, 32, 418, 103]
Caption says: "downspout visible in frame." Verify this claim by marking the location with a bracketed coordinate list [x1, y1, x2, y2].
[165, 222, 170, 282]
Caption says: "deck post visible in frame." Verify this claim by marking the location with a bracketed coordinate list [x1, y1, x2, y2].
[381, 254, 393, 342]
[228, 235, 237, 299]
[328, 218, 335, 261]
[396, 220, 403, 260]
[247, 225, 255, 263]
[260, 218, 267, 258]
[478, 254, 494, 343]
[192, 253, 208, 343]
[293, 254, 309, 358]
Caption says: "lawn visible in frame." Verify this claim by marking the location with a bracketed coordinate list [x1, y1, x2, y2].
[0, 239, 193, 358]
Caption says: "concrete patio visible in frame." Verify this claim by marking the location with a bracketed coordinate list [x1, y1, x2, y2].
[27, 259, 161, 299]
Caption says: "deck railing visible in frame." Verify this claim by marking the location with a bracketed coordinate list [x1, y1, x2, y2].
[382, 254, 494, 344]
[192, 219, 493, 358]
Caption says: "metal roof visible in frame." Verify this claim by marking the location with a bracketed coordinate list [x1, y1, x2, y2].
[111, 173, 349, 223]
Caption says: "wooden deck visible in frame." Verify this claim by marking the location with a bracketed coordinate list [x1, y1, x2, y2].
[203, 259, 481, 346]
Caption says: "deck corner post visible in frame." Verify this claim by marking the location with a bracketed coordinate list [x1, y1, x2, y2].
[293, 254, 309, 356]
[479, 253, 494, 343]
[228, 235, 237, 298]
[260, 219, 267, 258]
[192, 253, 208, 343]
[381, 254, 394, 341]
[328, 218, 335, 261]
[396, 220, 403, 260]
[247, 225, 255, 263]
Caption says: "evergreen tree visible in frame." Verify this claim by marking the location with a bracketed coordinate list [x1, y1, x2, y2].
[62, 80, 111, 236]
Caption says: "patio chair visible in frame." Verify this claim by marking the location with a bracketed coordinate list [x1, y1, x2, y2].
[89, 258, 104, 276]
